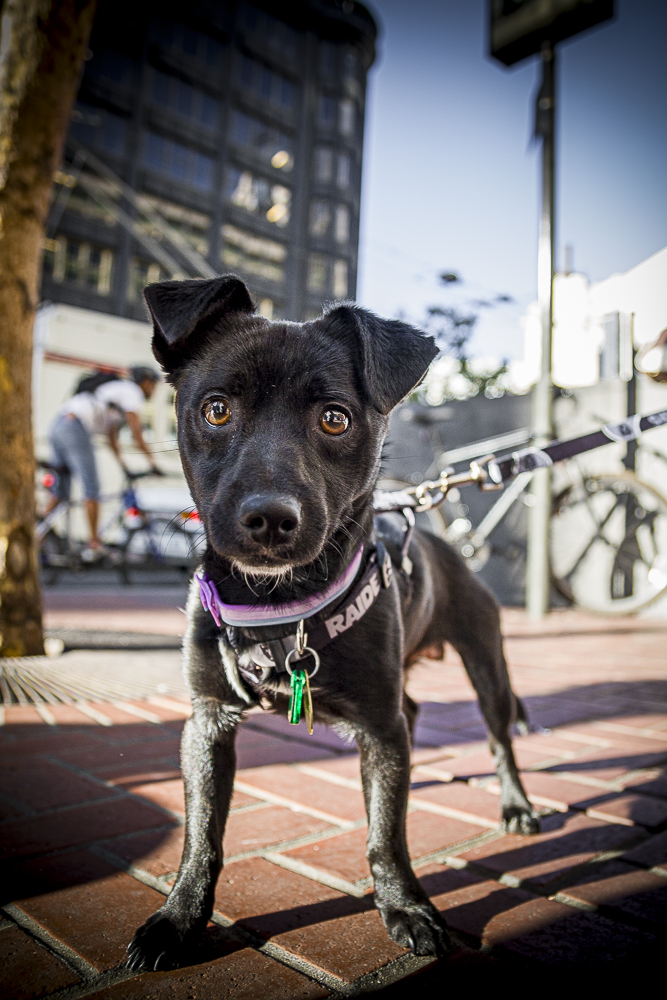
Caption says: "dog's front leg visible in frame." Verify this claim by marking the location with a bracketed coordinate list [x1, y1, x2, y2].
[126, 697, 239, 971]
[357, 718, 450, 956]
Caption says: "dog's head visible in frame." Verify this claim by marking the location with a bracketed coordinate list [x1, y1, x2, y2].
[145, 275, 437, 578]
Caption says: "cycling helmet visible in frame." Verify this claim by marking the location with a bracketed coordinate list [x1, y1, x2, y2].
[129, 365, 161, 385]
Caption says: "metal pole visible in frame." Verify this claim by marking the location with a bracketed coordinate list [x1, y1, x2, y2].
[624, 314, 637, 472]
[526, 42, 555, 619]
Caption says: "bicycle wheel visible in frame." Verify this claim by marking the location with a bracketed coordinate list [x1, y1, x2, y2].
[120, 515, 205, 582]
[551, 473, 667, 614]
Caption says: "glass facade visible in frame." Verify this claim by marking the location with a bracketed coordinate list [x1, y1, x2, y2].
[41, 0, 375, 321]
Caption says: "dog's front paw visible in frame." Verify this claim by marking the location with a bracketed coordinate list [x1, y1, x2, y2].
[126, 909, 195, 972]
[502, 805, 540, 834]
[379, 901, 451, 957]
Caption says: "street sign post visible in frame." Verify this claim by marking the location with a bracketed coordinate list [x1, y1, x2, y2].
[488, 0, 615, 618]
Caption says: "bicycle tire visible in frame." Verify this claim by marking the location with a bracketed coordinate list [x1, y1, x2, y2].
[551, 472, 667, 615]
[119, 514, 205, 582]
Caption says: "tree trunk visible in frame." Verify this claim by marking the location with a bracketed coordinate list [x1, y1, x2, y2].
[0, 0, 96, 657]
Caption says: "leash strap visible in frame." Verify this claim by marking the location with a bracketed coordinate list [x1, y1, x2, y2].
[496, 408, 667, 482]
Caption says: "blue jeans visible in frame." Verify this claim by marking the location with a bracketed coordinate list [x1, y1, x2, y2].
[48, 414, 100, 502]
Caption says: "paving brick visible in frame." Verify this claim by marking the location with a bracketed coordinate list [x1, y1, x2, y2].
[620, 830, 667, 870]
[13, 849, 167, 972]
[410, 778, 504, 826]
[0, 796, 27, 821]
[0, 925, 80, 998]
[0, 731, 103, 758]
[244, 714, 351, 753]
[235, 733, 338, 769]
[102, 763, 182, 785]
[53, 738, 182, 770]
[281, 826, 370, 883]
[545, 747, 667, 782]
[86, 944, 330, 999]
[126, 778, 185, 816]
[0, 758, 119, 813]
[492, 771, 614, 812]
[558, 857, 667, 914]
[558, 723, 667, 753]
[584, 791, 667, 829]
[214, 857, 404, 981]
[621, 766, 667, 799]
[2, 706, 45, 726]
[302, 755, 362, 781]
[282, 811, 487, 884]
[101, 827, 185, 879]
[419, 746, 551, 782]
[501, 908, 656, 964]
[459, 811, 636, 887]
[236, 765, 366, 822]
[225, 804, 333, 857]
[0, 796, 173, 860]
[417, 863, 549, 943]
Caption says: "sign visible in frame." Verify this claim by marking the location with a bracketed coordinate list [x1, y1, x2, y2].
[489, 0, 614, 66]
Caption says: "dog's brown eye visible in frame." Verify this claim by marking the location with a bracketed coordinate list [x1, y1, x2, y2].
[204, 398, 231, 427]
[320, 409, 349, 436]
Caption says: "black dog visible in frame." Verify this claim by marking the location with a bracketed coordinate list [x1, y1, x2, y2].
[127, 275, 538, 970]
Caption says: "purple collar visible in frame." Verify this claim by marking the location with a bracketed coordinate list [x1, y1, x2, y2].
[197, 546, 364, 628]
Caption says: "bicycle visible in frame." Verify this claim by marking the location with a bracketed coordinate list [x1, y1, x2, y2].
[382, 417, 667, 616]
[37, 465, 205, 585]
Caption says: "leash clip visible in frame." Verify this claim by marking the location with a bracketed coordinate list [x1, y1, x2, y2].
[470, 454, 504, 492]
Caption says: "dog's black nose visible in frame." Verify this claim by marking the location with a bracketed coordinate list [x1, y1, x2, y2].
[238, 494, 301, 547]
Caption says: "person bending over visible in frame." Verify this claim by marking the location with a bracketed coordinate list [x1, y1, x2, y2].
[46, 365, 163, 553]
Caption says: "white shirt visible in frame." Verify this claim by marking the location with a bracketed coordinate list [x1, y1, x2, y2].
[62, 379, 145, 435]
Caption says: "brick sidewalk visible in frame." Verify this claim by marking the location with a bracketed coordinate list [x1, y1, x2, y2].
[2, 610, 667, 997]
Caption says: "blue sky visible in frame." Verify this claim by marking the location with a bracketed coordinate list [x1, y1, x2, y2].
[356, 0, 667, 359]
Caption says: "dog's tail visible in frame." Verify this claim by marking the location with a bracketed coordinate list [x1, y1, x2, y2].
[513, 694, 530, 736]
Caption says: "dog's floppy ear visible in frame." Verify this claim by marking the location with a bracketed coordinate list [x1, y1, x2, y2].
[324, 305, 438, 414]
[144, 275, 254, 373]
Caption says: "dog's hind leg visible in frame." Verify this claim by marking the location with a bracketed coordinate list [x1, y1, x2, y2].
[355, 718, 450, 956]
[447, 583, 539, 834]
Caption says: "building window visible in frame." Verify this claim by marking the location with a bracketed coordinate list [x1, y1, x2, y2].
[151, 70, 218, 130]
[310, 200, 331, 237]
[226, 167, 290, 226]
[334, 204, 349, 244]
[337, 152, 351, 189]
[221, 224, 286, 283]
[230, 110, 293, 171]
[135, 194, 210, 256]
[317, 95, 336, 128]
[238, 4, 298, 62]
[69, 102, 127, 156]
[127, 258, 165, 302]
[154, 19, 223, 69]
[58, 173, 119, 227]
[333, 259, 348, 299]
[238, 55, 295, 110]
[42, 237, 113, 296]
[307, 253, 327, 293]
[86, 49, 135, 87]
[142, 131, 214, 191]
[339, 99, 354, 137]
[314, 147, 333, 183]
[319, 41, 338, 78]
[343, 50, 359, 82]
